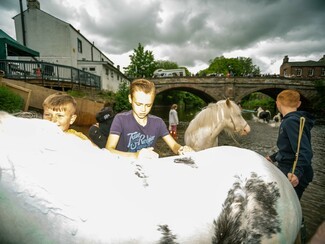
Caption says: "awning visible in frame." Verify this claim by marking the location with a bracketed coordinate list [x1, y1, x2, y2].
[0, 29, 39, 59]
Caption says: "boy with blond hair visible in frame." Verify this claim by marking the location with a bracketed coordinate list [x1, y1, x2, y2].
[266, 89, 315, 200]
[43, 92, 88, 140]
[105, 79, 193, 159]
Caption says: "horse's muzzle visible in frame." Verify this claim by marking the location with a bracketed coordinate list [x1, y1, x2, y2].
[241, 124, 251, 135]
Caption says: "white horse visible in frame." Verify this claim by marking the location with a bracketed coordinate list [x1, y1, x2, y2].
[184, 99, 251, 151]
[0, 112, 301, 243]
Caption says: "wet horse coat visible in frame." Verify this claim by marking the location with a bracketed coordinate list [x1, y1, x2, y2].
[0, 113, 301, 243]
[184, 99, 250, 151]
[256, 107, 272, 123]
[273, 112, 282, 123]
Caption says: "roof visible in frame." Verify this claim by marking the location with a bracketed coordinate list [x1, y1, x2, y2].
[0, 29, 39, 59]
[286, 61, 325, 67]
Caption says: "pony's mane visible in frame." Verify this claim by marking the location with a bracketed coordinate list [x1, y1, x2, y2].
[193, 100, 228, 126]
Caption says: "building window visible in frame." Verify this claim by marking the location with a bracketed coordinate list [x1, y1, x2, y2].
[308, 68, 314, 76]
[111, 71, 114, 78]
[77, 38, 82, 53]
[89, 67, 96, 72]
[321, 68, 325, 76]
[296, 68, 302, 76]
[82, 67, 87, 71]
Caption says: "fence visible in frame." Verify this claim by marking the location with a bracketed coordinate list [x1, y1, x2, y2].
[0, 59, 101, 90]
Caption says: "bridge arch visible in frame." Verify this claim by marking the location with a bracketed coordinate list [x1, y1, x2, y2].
[236, 86, 314, 111]
[155, 85, 217, 103]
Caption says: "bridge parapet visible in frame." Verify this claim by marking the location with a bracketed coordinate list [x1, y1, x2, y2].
[151, 76, 320, 107]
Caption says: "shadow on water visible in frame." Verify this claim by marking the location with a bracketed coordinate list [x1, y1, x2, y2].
[151, 106, 325, 241]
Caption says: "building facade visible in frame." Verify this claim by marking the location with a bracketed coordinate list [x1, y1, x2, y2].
[280, 55, 325, 78]
[13, 0, 129, 91]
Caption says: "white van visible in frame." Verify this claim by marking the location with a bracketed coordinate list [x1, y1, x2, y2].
[153, 69, 186, 77]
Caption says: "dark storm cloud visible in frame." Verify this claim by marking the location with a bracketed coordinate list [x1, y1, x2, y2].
[0, 0, 324, 73]
[0, 0, 19, 10]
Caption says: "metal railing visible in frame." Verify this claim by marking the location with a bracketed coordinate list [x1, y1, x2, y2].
[0, 59, 101, 89]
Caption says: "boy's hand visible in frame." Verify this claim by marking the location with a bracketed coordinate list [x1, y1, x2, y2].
[178, 145, 194, 155]
[287, 173, 299, 187]
[137, 147, 159, 159]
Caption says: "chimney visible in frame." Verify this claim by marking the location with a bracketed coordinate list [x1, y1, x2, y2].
[27, 0, 40, 9]
[283, 55, 289, 63]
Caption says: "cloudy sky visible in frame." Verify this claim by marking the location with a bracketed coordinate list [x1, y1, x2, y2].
[1, 0, 324, 74]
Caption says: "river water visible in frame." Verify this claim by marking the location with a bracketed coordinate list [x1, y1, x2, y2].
[151, 106, 325, 241]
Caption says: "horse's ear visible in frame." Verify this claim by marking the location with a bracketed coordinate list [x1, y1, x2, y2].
[226, 98, 231, 107]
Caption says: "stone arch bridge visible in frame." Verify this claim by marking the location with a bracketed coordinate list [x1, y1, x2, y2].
[151, 77, 320, 110]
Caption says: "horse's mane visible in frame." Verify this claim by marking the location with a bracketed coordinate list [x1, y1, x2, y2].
[186, 100, 242, 145]
[190, 100, 239, 129]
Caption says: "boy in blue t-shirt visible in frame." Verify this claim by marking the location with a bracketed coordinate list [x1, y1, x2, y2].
[106, 79, 193, 159]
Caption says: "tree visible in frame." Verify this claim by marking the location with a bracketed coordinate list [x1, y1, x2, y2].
[155, 60, 179, 70]
[113, 80, 131, 112]
[199, 56, 260, 77]
[124, 43, 157, 78]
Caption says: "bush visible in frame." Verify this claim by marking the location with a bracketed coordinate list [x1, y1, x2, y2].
[241, 92, 274, 110]
[0, 86, 24, 113]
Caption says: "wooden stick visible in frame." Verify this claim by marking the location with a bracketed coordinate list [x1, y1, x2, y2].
[291, 117, 306, 175]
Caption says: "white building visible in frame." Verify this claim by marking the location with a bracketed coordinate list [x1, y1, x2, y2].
[13, 0, 129, 92]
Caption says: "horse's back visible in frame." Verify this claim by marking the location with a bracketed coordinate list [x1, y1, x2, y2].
[0, 114, 301, 243]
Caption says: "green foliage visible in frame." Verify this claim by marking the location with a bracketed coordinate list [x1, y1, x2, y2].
[155, 60, 178, 70]
[67, 90, 86, 98]
[241, 92, 274, 110]
[94, 90, 115, 102]
[0, 86, 24, 113]
[313, 80, 325, 112]
[124, 43, 157, 78]
[113, 81, 131, 112]
[199, 56, 260, 77]
[156, 90, 205, 108]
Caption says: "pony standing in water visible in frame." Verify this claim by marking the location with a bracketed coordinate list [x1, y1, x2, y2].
[184, 99, 250, 151]
[256, 106, 272, 123]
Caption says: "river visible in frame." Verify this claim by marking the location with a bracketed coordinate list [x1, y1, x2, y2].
[151, 106, 325, 241]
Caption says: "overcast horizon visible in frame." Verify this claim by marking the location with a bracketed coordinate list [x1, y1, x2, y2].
[0, 0, 324, 75]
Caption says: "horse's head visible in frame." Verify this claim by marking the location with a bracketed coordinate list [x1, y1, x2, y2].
[223, 99, 250, 136]
[184, 99, 250, 151]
